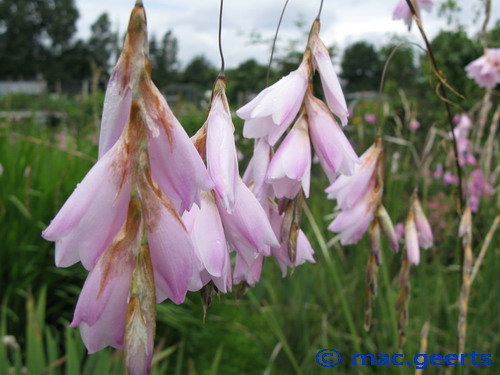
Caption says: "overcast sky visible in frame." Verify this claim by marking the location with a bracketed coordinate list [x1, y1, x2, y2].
[75, 0, 500, 68]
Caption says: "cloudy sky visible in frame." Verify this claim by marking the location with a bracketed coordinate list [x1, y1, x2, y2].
[75, 0, 499, 68]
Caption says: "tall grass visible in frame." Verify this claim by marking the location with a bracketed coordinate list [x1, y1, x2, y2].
[0, 92, 498, 374]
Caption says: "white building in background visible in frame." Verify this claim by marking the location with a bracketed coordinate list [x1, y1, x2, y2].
[0, 81, 47, 96]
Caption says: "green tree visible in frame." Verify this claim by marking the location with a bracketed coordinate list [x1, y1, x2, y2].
[341, 42, 383, 93]
[428, 30, 482, 97]
[182, 55, 217, 90]
[0, 0, 80, 84]
[150, 30, 179, 89]
[379, 39, 420, 94]
[88, 13, 117, 74]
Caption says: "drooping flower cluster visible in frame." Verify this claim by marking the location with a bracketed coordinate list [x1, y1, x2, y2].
[393, 0, 433, 29]
[327, 138, 399, 251]
[465, 48, 500, 89]
[404, 194, 433, 265]
[41, 3, 275, 373]
[185, 77, 280, 290]
[235, 18, 359, 279]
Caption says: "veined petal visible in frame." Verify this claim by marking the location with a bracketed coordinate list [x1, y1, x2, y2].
[310, 36, 349, 126]
[305, 94, 358, 176]
[139, 175, 197, 304]
[98, 70, 132, 158]
[267, 117, 311, 198]
[148, 111, 213, 214]
[69, 204, 142, 353]
[216, 178, 279, 263]
[233, 253, 264, 286]
[182, 193, 228, 279]
[42, 141, 132, 270]
[206, 93, 239, 211]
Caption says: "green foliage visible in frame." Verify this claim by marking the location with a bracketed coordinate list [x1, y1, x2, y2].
[341, 42, 384, 93]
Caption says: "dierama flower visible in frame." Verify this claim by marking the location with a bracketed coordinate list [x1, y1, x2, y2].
[267, 114, 311, 199]
[182, 192, 232, 293]
[308, 20, 349, 125]
[408, 119, 420, 130]
[205, 78, 239, 211]
[327, 140, 384, 244]
[237, 59, 310, 146]
[43, 4, 213, 374]
[405, 193, 433, 265]
[467, 169, 494, 213]
[305, 93, 358, 181]
[393, 0, 433, 29]
[364, 114, 377, 124]
[451, 114, 476, 166]
[443, 172, 459, 185]
[465, 48, 500, 89]
[216, 178, 279, 266]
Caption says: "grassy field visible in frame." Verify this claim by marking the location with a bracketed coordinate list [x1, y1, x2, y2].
[0, 90, 498, 375]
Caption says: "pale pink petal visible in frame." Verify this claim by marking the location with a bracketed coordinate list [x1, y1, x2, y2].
[148, 116, 213, 214]
[140, 180, 197, 304]
[206, 94, 239, 211]
[70, 240, 135, 353]
[182, 193, 228, 279]
[233, 253, 264, 286]
[42, 144, 132, 270]
[98, 69, 132, 158]
[405, 215, 420, 265]
[328, 194, 376, 245]
[311, 38, 349, 125]
[242, 138, 272, 201]
[305, 94, 358, 176]
[216, 178, 279, 263]
[413, 198, 433, 249]
[267, 117, 311, 198]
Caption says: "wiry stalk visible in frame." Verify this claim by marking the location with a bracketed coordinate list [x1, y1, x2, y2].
[404, 0, 464, 212]
[217, 0, 225, 76]
[265, 0, 290, 87]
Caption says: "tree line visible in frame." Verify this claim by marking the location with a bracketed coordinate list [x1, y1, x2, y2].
[0, 0, 498, 98]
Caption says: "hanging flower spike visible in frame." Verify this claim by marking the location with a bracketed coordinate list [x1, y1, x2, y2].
[412, 194, 433, 249]
[42, 103, 144, 270]
[182, 192, 232, 293]
[98, 2, 148, 158]
[304, 93, 358, 181]
[205, 78, 239, 212]
[267, 114, 311, 199]
[308, 19, 349, 126]
[393, 0, 433, 30]
[236, 58, 310, 146]
[327, 139, 383, 244]
[465, 48, 500, 89]
[70, 198, 143, 353]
